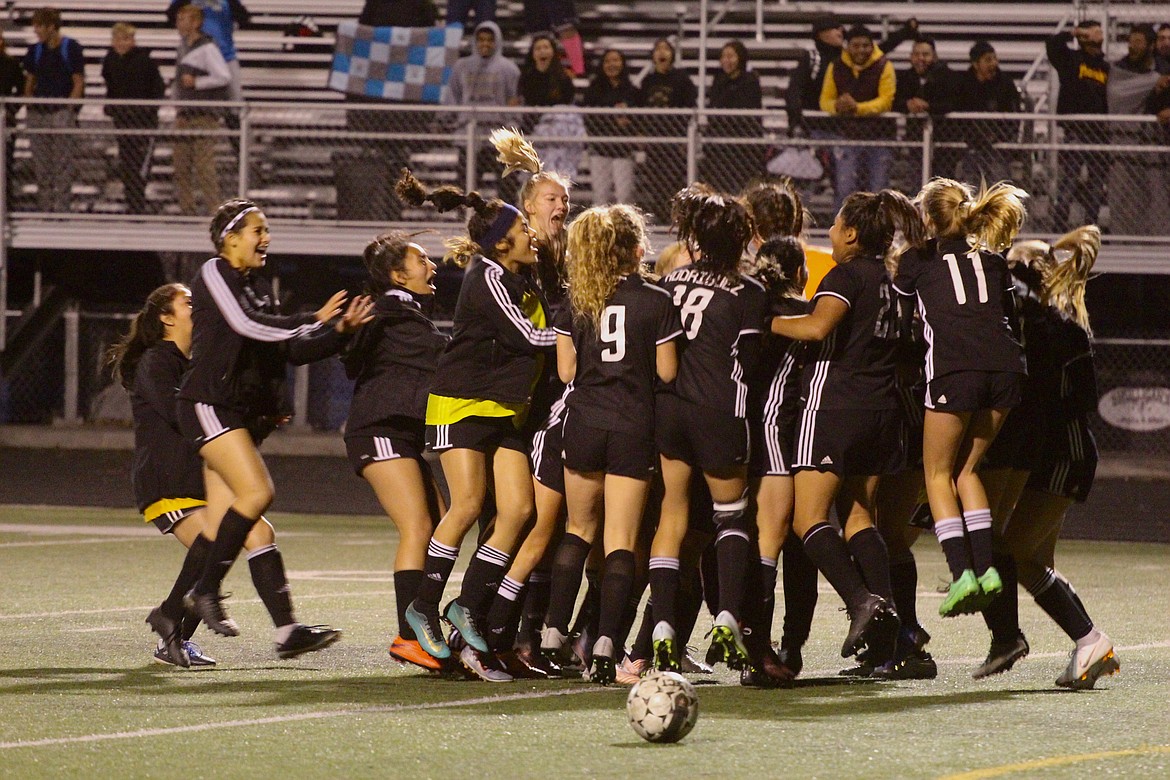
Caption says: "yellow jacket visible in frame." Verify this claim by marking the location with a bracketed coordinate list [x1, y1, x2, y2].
[819, 47, 895, 116]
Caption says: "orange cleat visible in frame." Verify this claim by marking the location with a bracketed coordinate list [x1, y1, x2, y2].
[389, 636, 443, 671]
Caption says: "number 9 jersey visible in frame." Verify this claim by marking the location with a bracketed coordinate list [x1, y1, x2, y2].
[892, 239, 1025, 383]
[662, 266, 768, 419]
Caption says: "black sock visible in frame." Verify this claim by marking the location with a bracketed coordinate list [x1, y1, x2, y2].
[598, 550, 636, 644]
[781, 536, 819, 649]
[847, 527, 893, 601]
[962, 509, 994, 575]
[162, 534, 211, 620]
[248, 545, 296, 628]
[755, 555, 779, 639]
[713, 495, 751, 620]
[180, 612, 199, 642]
[801, 523, 869, 611]
[571, 568, 602, 637]
[195, 507, 256, 595]
[933, 516, 971, 580]
[485, 576, 526, 652]
[617, 585, 645, 649]
[413, 538, 459, 614]
[1028, 568, 1093, 642]
[544, 533, 592, 634]
[631, 599, 655, 660]
[518, 568, 551, 645]
[393, 569, 424, 641]
[981, 551, 1020, 644]
[648, 556, 681, 630]
[887, 549, 919, 630]
[457, 543, 510, 618]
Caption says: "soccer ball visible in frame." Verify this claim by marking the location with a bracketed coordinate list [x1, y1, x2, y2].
[626, 671, 699, 743]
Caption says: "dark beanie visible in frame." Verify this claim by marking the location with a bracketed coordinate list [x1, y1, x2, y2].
[969, 40, 995, 61]
[845, 24, 874, 42]
[811, 14, 840, 36]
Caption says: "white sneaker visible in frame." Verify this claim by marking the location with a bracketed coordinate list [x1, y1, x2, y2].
[459, 646, 513, 683]
[1055, 631, 1119, 690]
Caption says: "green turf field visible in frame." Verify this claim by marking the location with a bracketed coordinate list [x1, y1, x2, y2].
[1, 506, 1167, 779]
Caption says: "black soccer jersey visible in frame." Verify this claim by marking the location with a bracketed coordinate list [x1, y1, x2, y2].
[555, 275, 682, 435]
[749, 295, 809, 426]
[662, 266, 767, 419]
[801, 255, 900, 411]
[892, 239, 1025, 382]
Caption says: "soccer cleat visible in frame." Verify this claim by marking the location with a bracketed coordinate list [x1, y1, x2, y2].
[183, 640, 217, 667]
[276, 624, 342, 659]
[495, 649, 549, 679]
[443, 600, 488, 653]
[972, 635, 1030, 679]
[589, 637, 616, 685]
[705, 610, 751, 670]
[740, 646, 794, 689]
[183, 589, 240, 637]
[873, 649, 938, 680]
[938, 570, 981, 618]
[838, 662, 875, 678]
[1055, 632, 1119, 690]
[778, 643, 804, 678]
[405, 603, 450, 660]
[388, 635, 442, 671]
[517, 645, 561, 678]
[651, 621, 680, 672]
[458, 646, 513, 682]
[680, 650, 714, 675]
[571, 625, 595, 670]
[841, 595, 894, 658]
[969, 566, 1004, 611]
[615, 655, 645, 685]
[146, 607, 190, 669]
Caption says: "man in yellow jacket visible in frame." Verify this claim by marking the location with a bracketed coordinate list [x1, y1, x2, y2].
[819, 25, 896, 210]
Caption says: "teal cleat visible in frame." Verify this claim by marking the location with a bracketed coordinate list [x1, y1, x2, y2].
[443, 600, 489, 653]
[405, 603, 450, 660]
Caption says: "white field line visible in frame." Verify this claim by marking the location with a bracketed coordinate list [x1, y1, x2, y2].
[0, 688, 601, 750]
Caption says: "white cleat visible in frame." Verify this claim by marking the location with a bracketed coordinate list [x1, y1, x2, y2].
[459, 646, 513, 683]
[1055, 631, 1119, 690]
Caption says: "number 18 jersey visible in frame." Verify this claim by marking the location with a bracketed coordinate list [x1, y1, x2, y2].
[662, 265, 767, 419]
[892, 239, 1025, 382]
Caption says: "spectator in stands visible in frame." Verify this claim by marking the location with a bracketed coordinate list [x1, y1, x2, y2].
[0, 36, 23, 199]
[23, 6, 84, 213]
[447, 0, 495, 28]
[1047, 20, 1110, 230]
[1149, 62, 1170, 236]
[944, 40, 1021, 183]
[445, 20, 520, 201]
[704, 39, 763, 194]
[583, 49, 642, 206]
[166, 2, 250, 127]
[102, 23, 166, 214]
[519, 33, 583, 179]
[639, 38, 696, 221]
[1156, 24, 1170, 74]
[895, 36, 953, 180]
[819, 25, 896, 210]
[523, 0, 584, 75]
[173, 4, 231, 216]
[1107, 24, 1162, 235]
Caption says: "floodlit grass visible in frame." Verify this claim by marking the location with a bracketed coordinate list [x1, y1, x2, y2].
[1, 506, 1168, 778]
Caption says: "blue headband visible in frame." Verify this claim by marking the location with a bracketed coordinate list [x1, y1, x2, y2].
[479, 204, 522, 252]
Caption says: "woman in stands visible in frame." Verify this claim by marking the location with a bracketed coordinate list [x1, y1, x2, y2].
[583, 48, 643, 206]
[540, 204, 681, 684]
[396, 170, 556, 682]
[974, 226, 1119, 689]
[894, 179, 1027, 617]
[177, 199, 370, 659]
[341, 231, 448, 672]
[650, 185, 767, 672]
[771, 190, 926, 667]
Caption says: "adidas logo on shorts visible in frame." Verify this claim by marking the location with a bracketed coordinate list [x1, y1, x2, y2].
[820, 456, 833, 465]
[937, 394, 948, 404]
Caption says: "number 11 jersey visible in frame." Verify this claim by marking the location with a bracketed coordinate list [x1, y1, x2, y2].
[893, 239, 1025, 382]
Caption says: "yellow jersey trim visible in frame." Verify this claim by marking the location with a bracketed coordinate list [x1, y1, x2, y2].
[143, 497, 207, 524]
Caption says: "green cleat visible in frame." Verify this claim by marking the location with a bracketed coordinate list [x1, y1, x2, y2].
[651, 620, 681, 672]
[939, 569, 980, 618]
[443, 600, 489, 653]
[970, 567, 1004, 612]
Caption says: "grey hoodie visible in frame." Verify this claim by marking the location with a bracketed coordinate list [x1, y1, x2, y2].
[444, 20, 519, 127]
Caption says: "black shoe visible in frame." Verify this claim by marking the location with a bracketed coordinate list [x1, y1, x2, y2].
[838, 662, 875, 678]
[873, 649, 938, 680]
[841, 595, 892, 658]
[496, 649, 549, 680]
[778, 643, 804, 678]
[276, 624, 342, 659]
[147, 606, 190, 668]
[972, 635, 1029, 679]
[184, 590, 240, 637]
[517, 646, 561, 678]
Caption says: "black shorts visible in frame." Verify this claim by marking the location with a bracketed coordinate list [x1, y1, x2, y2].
[749, 411, 797, 478]
[345, 416, 426, 476]
[793, 407, 905, 476]
[562, 412, 657, 480]
[982, 397, 1046, 472]
[531, 415, 566, 494]
[427, 415, 528, 455]
[148, 504, 203, 535]
[656, 393, 749, 472]
[1027, 420, 1097, 503]
[925, 370, 1022, 413]
[177, 400, 249, 449]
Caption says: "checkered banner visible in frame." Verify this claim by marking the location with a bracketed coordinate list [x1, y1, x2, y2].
[328, 22, 463, 103]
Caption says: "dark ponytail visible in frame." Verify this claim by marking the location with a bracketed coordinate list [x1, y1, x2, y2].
[396, 168, 515, 267]
[838, 189, 925, 262]
[106, 284, 188, 388]
[209, 198, 260, 251]
[671, 184, 755, 280]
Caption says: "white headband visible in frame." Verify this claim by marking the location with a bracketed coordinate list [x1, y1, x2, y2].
[220, 206, 259, 239]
